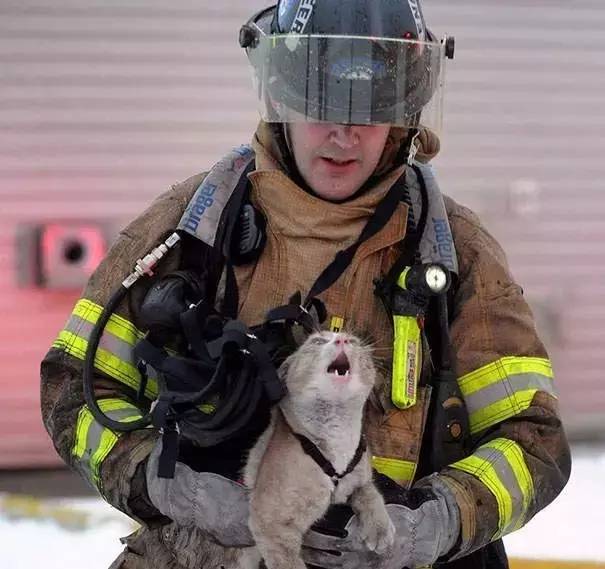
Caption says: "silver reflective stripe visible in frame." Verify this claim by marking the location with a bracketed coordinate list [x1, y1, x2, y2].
[465, 372, 557, 418]
[471, 444, 526, 535]
[62, 313, 160, 392]
[64, 315, 137, 368]
[407, 163, 459, 274]
[178, 145, 255, 247]
[75, 402, 144, 489]
[451, 438, 534, 538]
[83, 408, 132, 470]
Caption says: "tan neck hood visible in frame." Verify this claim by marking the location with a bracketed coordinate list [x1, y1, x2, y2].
[249, 137, 407, 244]
[235, 122, 410, 330]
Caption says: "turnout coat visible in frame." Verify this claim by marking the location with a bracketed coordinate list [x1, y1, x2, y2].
[40, 123, 570, 568]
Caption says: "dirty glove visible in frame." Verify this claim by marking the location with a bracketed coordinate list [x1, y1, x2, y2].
[303, 473, 460, 569]
[146, 439, 254, 547]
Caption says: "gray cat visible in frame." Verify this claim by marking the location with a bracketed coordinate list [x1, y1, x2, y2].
[240, 330, 395, 569]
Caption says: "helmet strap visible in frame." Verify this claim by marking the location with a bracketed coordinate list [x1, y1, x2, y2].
[394, 127, 421, 169]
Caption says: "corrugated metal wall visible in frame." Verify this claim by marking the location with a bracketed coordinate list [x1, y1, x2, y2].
[1, 0, 603, 468]
[427, 0, 605, 436]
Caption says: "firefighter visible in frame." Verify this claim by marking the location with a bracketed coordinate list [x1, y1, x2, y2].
[40, 2, 570, 568]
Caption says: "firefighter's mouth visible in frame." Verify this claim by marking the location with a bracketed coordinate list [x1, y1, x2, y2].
[327, 353, 351, 377]
[321, 157, 359, 167]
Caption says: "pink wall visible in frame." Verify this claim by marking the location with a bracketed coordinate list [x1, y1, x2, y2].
[1, 0, 603, 468]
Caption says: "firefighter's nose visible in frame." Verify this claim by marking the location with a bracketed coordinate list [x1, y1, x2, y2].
[329, 124, 359, 149]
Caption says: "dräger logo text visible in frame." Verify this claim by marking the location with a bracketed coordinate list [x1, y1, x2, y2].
[183, 183, 217, 233]
[433, 217, 455, 270]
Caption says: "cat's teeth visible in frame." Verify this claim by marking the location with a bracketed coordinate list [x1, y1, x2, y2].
[331, 369, 351, 377]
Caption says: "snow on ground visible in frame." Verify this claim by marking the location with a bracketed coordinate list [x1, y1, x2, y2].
[504, 444, 605, 562]
[1, 445, 603, 569]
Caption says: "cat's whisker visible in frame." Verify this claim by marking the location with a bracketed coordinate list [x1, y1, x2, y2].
[370, 346, 393, 354]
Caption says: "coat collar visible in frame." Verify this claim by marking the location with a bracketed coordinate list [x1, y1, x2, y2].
[249, 130, 409, 242]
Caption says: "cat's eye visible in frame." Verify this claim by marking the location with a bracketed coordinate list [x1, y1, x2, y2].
[309, 336, 329, 345]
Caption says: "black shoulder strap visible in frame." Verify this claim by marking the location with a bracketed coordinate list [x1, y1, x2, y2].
[381, 163, 430, 291]
[304, 169, 408, 305]
[304, 130, 420, 305]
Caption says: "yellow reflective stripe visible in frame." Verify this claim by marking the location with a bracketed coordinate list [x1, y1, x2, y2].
[458, 357, 556, 435]
[73, 406, 94, 460]
[53, 330, 158, 399]
[470, 389, 541, 435]
[452, 453, 512, 534]
[73, 299, 144, 345]
[53, 297, 159, 399]
[91, 430, 119, 488]
[489, 440, 533, 533]
[450, 438, 534, 538]
[72, 399, 144, 490]
[459, 357, 553, 396]
[97, 398, 146, 420]
[372, 456, 417, 487]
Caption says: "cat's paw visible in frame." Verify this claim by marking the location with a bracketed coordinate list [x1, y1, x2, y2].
[358, 510, 395, 554]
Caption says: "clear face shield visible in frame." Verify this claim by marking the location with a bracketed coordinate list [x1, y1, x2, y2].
[242, 11, 452, 135]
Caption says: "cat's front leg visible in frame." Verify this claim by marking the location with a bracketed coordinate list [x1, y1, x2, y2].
[234, 546, 263, 569]
[349, 482, 396, 554]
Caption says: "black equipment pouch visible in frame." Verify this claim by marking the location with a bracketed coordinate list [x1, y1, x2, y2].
[135, 270, 329, 478]
[138, 270, 207, 343]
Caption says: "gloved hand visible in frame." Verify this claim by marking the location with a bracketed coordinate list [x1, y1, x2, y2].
[145, 438, 254, 547]
[302, 473, 461, 569]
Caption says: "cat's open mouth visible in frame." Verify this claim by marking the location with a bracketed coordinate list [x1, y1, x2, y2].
[327, 353, 351, 377]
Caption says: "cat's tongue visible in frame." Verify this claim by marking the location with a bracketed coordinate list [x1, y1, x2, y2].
[327, 352, 351, 379]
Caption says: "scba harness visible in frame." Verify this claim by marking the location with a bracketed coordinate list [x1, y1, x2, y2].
[82, 143, 469, 480]
[136, 283, 325, 478]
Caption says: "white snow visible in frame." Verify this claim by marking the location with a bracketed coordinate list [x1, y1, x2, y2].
[0, 497, 134, 569]
[503, 444, 605, 562]
[0, 445, 603, 569]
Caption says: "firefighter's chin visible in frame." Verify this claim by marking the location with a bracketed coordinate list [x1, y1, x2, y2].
[307, 162, 366, 201]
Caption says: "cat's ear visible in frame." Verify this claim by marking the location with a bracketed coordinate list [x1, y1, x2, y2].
[291, 323, 309, 348]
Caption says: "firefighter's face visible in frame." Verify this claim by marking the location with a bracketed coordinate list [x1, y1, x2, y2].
[288, 121, 390, 201]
